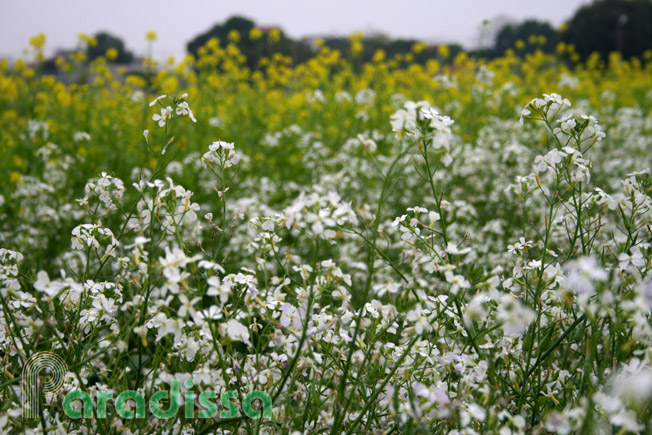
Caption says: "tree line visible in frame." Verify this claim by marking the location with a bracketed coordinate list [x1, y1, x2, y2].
[82, 0, 652, 66]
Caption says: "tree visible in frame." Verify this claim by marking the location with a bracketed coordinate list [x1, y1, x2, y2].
[187, 16, 256, 57]
[321, 35, 463, 65]
[563, 0, 652, 60]
[494, 19, 558, 55]
[186, 16, 312, 68]
[87, 32, 134, 63]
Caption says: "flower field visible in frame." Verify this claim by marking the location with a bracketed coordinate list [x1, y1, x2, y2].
[2, 35, 652, 434]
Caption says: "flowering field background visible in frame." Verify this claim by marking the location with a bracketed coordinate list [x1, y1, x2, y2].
[2, 33, 652, 434]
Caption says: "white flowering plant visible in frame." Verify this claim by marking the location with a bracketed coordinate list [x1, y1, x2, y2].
[1, 53, 652, 435]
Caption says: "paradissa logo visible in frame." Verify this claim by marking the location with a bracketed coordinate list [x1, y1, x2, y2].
[22, 352, 272, 420]
[63, 379, 272, 420]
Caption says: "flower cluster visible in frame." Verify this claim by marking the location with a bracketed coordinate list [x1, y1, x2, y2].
[149, 93, 197, 127]
[2, 35, 652, 435]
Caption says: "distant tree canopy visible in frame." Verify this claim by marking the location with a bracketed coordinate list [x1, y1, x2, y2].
[186, 16, 312, 69]
[494, 19, 557, 54]
[87, 32, 133, 63]
[186, 16, 463, 69]
[563, 0, 652, 60]
[187, 16, 255, 55]
[177, 3, 652, 71]
[322, 35, 464, 64]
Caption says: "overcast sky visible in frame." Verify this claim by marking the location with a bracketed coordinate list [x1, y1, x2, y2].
[0, 0, 592, 60]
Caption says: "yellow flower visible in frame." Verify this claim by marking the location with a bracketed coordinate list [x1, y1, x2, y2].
[146, 31, 158, 41]
[78, 33, 97, 47]
[348, 33, 364, 57]
[72, 51, 87, 63]
[29, 34, 46, 50]
[412, 42, 427, 54]
[126, 75, 146, 88]
[228, 30, 241, 43]
[372, 49, 386, 63]
[161, 76, 179, 94]
[57, 89, 71, 107]
[515, 40, 525, 50]
[106, 48, 118, 60]
[13, 156, 25, 170]
[249, 28, 263, 40]
[437, 44, 450, 60]
[55, 57, 69, 70]
[350, 41, 363, 57]
[268, 28, 281, 44]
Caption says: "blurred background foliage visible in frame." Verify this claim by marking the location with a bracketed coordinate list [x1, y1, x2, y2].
[3, 0, 652, 200]
[33, 0, 652, 75]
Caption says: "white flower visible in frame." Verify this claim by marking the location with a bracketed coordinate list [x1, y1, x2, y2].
[355, 89, 375, 105]
[159, 247, 202, 294]
[497, 294, 535, 336]
[545, 411, 572, 434]
[175, 101, 197, 122]
[223, 319, 251, 346]
[157, 317, 185, 344]
[610, 408, 642, 432]
[201, 141, 239, 169]
[34, 271, 63, 297]
[206, 276, 232, 303]
[467, 403, 486, 421]
[199, 305, 223, 321]
[445, 242, 471, 256]
[445, 270, 471, 294]
[357, 134, 377, 153]
[279, 303, 302, 330]
[618, 246, 646, 270]
[147, 312, 167, 330]
[149, 94, 167, 107]
[560, 256, 607, 297]
[209, 116, 224, 128]
[611, 359, 652, 406]
[543, 93, 571, 110]
[406, 304, 433, 335]
[507, 237, 533, 255]
[520, 94, 571, 124]
[71, 224, 118, 258]
[153, 106, 173, 127]
[373, 281, 401, 297]
[559, 115, 576, 133]
[178, 294, 201, 318]
[390, 108, 417, 133]
[73, 131, 91, 142]
[594, 391, 622, 413]
[582, 115, 606, 141]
